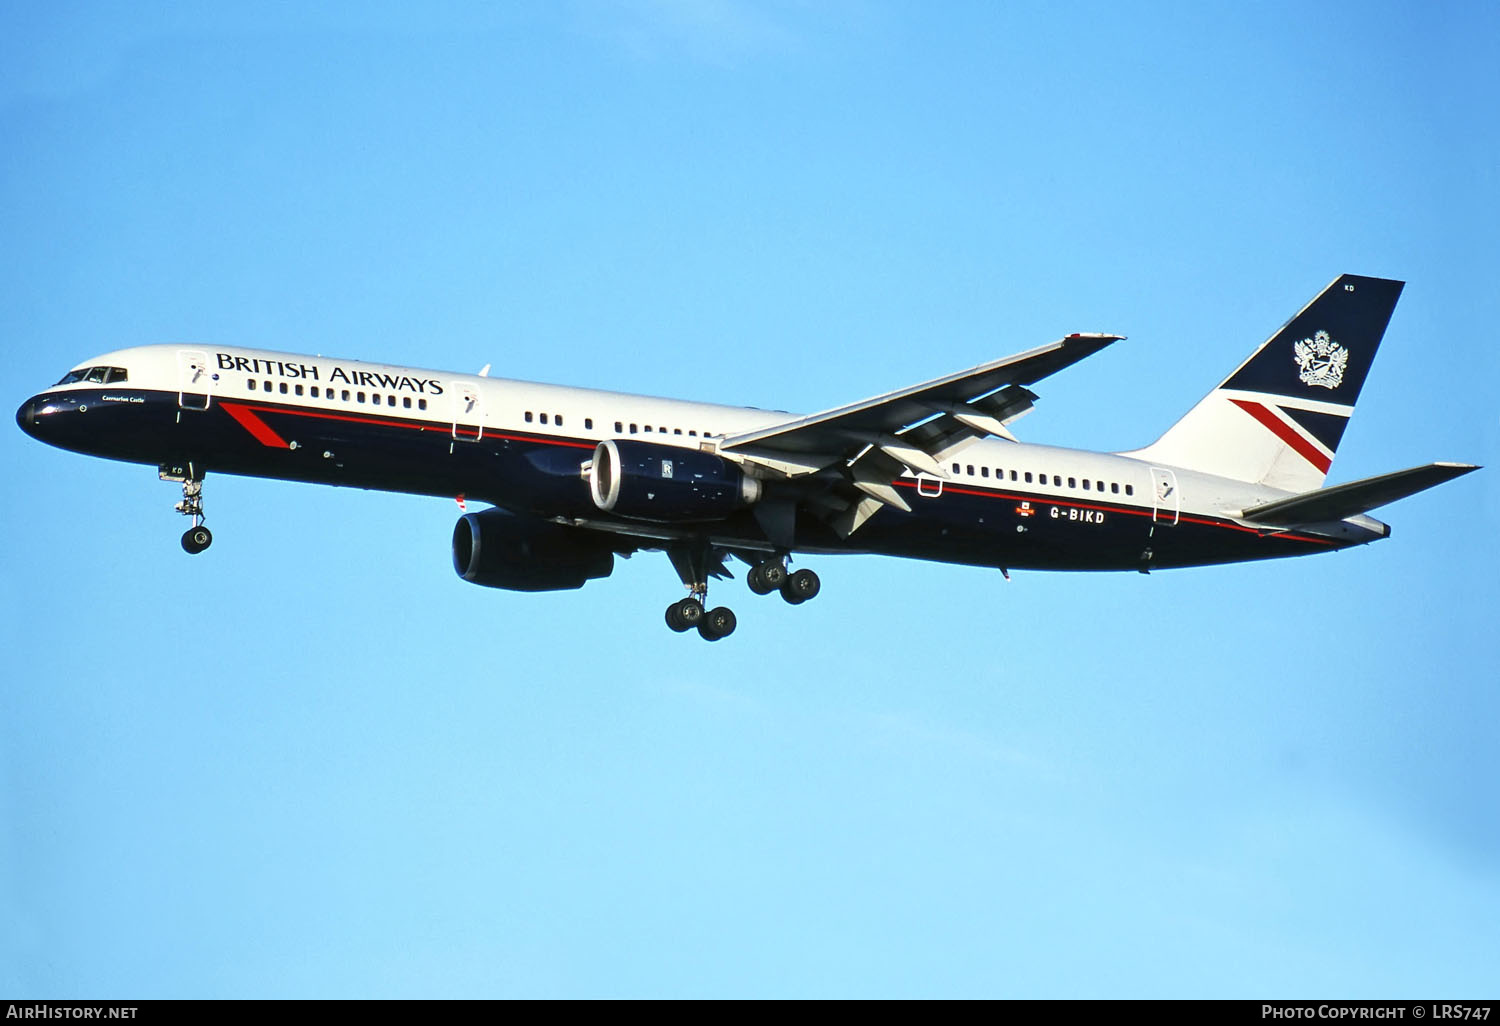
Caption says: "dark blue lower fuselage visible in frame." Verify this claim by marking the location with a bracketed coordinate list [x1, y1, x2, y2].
[17, 387, 1344, 571]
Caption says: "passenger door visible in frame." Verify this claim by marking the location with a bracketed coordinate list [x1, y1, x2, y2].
[177, 350, 213, 410]
[451, 383, 483, 442]
[1150, 467, 1179, 526]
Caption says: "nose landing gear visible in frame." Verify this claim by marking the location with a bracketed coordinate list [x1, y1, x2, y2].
[181, 522, 213, 554]
[161, 463, 212, 554]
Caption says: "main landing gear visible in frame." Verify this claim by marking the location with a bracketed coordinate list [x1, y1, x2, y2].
[161, 463, 212, 554]
[663, 548, 821, 640]
[749, 561, 820, 605]
[665, 596, 736, 641]
[664, 542, 740, 642]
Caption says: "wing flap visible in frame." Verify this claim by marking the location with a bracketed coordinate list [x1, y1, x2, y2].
[719, 334, 1121, 464]
[714, 332, 1121, 538]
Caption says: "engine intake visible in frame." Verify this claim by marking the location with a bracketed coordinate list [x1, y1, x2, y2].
[453, 508, 614, 592]
[588, 439, 761, 523]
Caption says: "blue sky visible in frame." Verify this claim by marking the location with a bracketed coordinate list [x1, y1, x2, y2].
[3, 0, 1496, 998]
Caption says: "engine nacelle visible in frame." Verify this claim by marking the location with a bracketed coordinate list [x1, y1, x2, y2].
[452, 508, 614, 592]
[587, 439, 761, 523]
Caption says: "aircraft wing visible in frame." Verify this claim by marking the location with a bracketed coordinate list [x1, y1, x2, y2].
[720, 336, 1122, 474]
[715, 332, 1122, 537]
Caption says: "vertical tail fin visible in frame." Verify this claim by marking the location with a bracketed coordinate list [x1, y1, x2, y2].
[1121, 274, 1405, 492]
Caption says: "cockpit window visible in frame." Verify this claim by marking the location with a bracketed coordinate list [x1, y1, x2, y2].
[53, 366, 127, 386]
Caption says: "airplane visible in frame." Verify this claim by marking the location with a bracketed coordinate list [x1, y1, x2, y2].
[15, 274, 1478, 640]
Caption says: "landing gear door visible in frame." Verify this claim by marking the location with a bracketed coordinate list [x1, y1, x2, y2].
[177, 349, 212, 410]
[452, 383, 483, 441]
[1150, 467, 1179, 526]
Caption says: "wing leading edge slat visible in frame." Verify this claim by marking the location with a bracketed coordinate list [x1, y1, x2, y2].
[718, 333, 1121, 463]
[711, 332, 1122, 538]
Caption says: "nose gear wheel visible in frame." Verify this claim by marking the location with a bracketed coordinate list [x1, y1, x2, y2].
[160, 463, 212, 554]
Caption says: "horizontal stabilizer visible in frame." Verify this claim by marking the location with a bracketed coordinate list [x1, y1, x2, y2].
[1237, 462, 1479, 525]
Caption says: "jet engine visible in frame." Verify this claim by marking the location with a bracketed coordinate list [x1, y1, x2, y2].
[587, 439, 761, 523]
[452, 507, 614, 592]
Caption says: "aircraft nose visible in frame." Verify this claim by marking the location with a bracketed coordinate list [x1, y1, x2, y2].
[16, 397, 37, 435]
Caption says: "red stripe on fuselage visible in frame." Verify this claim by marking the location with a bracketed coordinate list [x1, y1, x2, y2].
[224, 399, 595, 449]
[219, 395, 1333, 547]
[890, 478, 1335, 546]
[221, 402, 291, 449]
[1230, 399, 1332, 473]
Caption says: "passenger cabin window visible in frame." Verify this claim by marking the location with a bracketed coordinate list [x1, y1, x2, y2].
[1024, 472, 1032, 483]
[540, 413, 548, 425]
[418, 399, 427, 411]
[585, 418, 593, 430]
[403, 396, 411, 409]
[280, 382, 289, 394]
[357, 392, 366, 403]
[615, 421, 623, 432]
[556, 415, 563, 427]
[295, 384, 304, 396]
[1125, 484, 1133, 496]
[525, 412, 533, 423]
[1082, 479, 1089, 490]
[1068, 477, 1076, 489]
